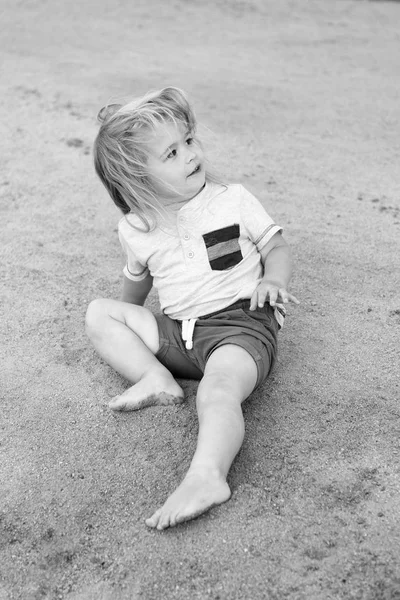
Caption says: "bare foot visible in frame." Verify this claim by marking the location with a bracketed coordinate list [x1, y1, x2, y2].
[109, 371, 184, 411]
[145, 467, 231, 530]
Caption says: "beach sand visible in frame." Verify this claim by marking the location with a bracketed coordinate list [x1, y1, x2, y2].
[1, 0, 400, 598]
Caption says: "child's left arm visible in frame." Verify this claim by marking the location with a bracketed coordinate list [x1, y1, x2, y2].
[250, 232, 300, 310]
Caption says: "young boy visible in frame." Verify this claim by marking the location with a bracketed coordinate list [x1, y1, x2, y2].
[86, 88, 299, 530]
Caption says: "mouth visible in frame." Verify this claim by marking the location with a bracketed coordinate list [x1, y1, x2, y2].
[188, 164, 201, 177]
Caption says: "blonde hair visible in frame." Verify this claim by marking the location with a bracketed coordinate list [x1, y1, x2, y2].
[93, 86, 223, 231]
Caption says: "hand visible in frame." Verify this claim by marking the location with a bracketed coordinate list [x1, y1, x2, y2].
[250, 281, 300, 311]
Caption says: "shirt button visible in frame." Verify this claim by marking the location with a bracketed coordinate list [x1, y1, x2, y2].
[183, 234, 190, 240]
[188, 251, 194, 258]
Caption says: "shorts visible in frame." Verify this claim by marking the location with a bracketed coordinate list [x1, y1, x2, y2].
[155, 299, 280, 389]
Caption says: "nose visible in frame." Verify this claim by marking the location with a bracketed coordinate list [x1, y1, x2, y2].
[185, 146, 196, 163]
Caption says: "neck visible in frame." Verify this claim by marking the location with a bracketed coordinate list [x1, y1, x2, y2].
[163, 183, 206, 213]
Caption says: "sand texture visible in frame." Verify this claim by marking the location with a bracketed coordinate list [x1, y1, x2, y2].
[1, 0, 400, 598]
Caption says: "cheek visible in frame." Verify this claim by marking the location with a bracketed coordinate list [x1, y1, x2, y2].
[148, 169, 177, 194]
[147, 170, 164, 192]
[196, 146, 205, 162]
[148, 162, 167, 182]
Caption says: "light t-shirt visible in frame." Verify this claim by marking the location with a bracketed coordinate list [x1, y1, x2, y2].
[118, 183, 282, 321]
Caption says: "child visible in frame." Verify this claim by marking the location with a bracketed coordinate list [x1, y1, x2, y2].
[86, 87, 299, 531]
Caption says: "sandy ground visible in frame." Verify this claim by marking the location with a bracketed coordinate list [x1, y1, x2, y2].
[1, 0, 400, 598]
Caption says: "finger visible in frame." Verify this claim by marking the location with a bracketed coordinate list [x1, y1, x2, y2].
[249, 291, 258, 311]
[277, 290, 300, 305]
[278, 289, 290, 304]
[268, 290, 278, 306]
[287, 293, 300, 305]
[257, 291, 267, 308]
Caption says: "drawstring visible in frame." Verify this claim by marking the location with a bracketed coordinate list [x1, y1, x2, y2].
[180, 303, 285, 350]
[182, 318, 197, 350]
[274, 304, 286, 328]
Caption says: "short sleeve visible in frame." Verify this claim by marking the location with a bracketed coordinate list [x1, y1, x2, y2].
[239, 185, 282, 251]
[118, 227, 150, 282]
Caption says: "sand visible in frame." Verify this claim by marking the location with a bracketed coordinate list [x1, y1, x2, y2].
[1, 0, 400, 598]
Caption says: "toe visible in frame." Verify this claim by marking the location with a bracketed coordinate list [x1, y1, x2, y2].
[165, 509, 182, 529]
[157, 512, 171, 530]
[174, 511, 189, 525]
[109, 393, 150, 411]
[159, 392, 184, 406]
[145, 509, 162, 529]
[109, 395, 126, 411]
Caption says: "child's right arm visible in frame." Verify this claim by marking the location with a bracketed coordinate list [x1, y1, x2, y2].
[121, 273, 153, 305]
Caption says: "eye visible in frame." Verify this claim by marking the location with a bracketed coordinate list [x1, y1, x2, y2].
[166, 149, 177, 159]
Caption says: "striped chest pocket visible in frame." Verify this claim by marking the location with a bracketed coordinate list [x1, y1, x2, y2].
[202, 224, 243, 271]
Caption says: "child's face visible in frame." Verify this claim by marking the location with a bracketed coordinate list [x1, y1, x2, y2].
[146, 121, 205, 205]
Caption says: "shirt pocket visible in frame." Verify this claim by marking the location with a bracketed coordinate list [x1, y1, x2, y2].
[202, 224, 243, 271]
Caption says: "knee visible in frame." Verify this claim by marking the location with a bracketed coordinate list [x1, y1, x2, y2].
[197, 372, 237, 407]
[204, 371, 234, 392]
[85, 298, 111, 340]
[196, 373, 244, 430]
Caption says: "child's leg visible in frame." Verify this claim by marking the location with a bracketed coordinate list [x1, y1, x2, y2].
[145, 344, 258, 530]
[85, 298, 184, 410]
